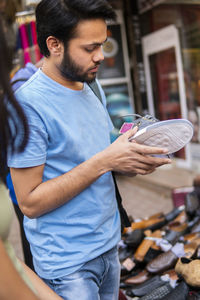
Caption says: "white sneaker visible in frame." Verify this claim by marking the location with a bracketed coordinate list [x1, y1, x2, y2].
[128, 115, 194, 154]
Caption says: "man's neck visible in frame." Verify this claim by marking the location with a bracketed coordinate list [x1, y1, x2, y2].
[41, 60, 84, 91]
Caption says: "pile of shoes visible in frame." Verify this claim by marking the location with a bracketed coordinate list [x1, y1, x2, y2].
[118, 180, 200, 300]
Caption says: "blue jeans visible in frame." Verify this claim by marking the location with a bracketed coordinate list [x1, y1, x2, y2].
[42, 246, 120, 300]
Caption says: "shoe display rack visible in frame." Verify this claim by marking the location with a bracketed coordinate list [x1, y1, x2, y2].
[118, 183, 200, 300]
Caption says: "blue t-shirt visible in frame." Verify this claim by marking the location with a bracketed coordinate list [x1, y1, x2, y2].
[8, 69, 121, 279]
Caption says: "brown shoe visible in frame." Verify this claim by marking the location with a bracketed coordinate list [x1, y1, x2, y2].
[162, 269, 179, 281]
[131, 217, 165, 231]
[146, 249, 178, 274]
[146, 242, 199, 274]
[149, 212, 164, 219]
[182, 232, 200, 242]
[169, 210, 187, 226]
[124, 270, 151, 285]
[134, 230, 162, 262]
[168, 222, 188, 233]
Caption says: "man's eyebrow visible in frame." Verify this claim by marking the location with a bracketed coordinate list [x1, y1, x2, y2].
[83, 38, 108, 47]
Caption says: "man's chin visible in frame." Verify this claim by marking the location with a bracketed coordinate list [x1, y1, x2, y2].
[85, 73, 97, 83]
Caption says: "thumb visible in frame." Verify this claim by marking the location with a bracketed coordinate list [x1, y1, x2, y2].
[123, 126, 138, 139]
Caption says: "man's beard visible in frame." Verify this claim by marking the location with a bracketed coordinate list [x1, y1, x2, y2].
[59, 49, 100, 83]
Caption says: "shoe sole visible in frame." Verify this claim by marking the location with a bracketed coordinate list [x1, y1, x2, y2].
[129, 119, 193, 154]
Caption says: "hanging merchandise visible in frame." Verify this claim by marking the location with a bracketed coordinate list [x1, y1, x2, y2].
[15, 10, 42, 67]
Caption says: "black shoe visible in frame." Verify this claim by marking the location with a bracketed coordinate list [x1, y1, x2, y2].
[124, 229, 144, 249]
[160, 280, 189, 300]
[125, 275, 166, 297]
[145, 218, 167, 231]
[118, 246, 133, 262]
[143, 247, 163, 264]
[140, 282, 173, 300]
[165, 206, 184, 223]
[185, 191, 200, 218]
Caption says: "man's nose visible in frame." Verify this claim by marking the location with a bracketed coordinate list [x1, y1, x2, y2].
[93, 47, 104, 62]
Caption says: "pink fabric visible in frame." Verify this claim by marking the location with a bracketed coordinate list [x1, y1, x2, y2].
[30, 21, 42, 62]
[30, 21, 37, 45]
[19, 23, 31, 64]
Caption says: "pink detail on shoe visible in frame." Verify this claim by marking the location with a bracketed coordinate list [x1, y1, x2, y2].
[119, 122, 134, 134]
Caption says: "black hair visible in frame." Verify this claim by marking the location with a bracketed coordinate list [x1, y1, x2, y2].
[0, 20, 29, 183]
[36, 0, 116, 57]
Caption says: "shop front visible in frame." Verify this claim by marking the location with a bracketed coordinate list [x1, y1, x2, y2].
[137, 0, 200, 171]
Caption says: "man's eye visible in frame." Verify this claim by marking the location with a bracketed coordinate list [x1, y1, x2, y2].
[85, 48, 95, 53]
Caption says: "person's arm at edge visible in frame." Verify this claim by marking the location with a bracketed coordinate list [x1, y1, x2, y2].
[19, 260, 63, 300]
[10, 128, 171, 218]
[0, 239, 40, 300]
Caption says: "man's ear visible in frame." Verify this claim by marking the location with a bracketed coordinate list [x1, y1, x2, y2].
[46, 36, 63, 56]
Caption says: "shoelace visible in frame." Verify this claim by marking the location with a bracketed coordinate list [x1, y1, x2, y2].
[119, 113, 159, 122]
[118, 114, 159, 130]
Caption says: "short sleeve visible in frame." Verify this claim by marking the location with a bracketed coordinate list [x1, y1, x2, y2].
[7, 96, 48, 168]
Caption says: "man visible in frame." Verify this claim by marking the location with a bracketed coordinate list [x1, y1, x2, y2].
[8, 1, 171, 299]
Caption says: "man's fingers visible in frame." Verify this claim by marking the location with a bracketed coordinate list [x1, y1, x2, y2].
[139, 153, 172, 166]
[131, 142, 169, 155]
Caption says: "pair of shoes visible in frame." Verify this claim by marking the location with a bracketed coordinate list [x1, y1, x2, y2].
[125, 114, 193, 155]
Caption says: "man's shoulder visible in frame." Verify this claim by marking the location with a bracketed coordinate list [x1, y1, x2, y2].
[15, 70, 45, 100]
